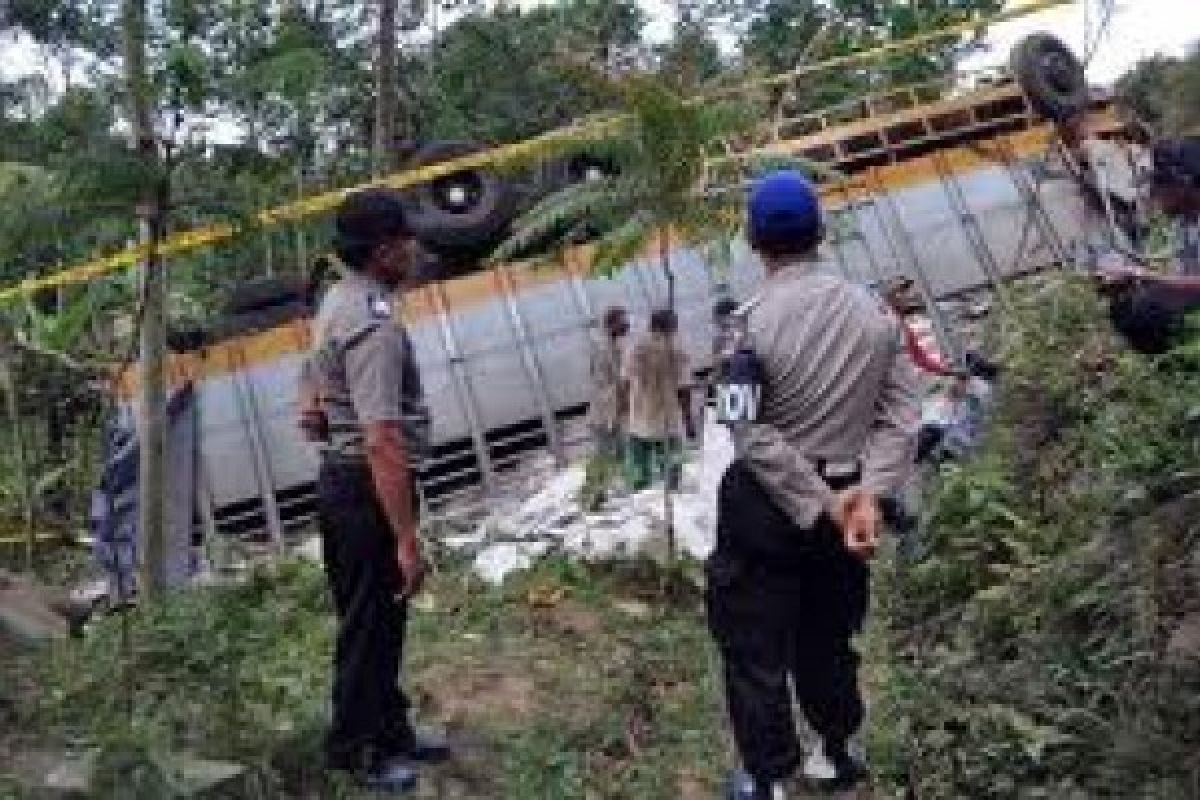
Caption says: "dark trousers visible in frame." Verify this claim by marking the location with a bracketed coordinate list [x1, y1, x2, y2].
[318, 461, 415, 771]
[705, 462, 868, 784]
[625, 435, 683, 491]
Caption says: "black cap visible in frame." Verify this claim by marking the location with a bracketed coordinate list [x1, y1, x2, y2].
[650, 308, 678, 333]
[334, 189, 412, 268]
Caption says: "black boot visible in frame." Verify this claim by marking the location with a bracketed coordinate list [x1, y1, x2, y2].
[401, 730, 452, 764]
[726, 769, 783, 799]
[818, 741, 868, 793]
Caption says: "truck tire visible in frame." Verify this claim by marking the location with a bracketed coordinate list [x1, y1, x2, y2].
[1011, 33, 1088, 122]
[403, 140, 517, 260]
[541, 151, 621, 193]
[564, 152, 619, 185]
[224, 276, 310, 315]
[519, 150, 623, 252]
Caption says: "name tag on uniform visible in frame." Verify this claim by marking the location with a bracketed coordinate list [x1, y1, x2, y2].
[368, 295, 392, 320]
[715, 298, 764, 426]
[716, 382, 761, 424]
[822, 461, 861, 480]
[716, 346, 764, 424]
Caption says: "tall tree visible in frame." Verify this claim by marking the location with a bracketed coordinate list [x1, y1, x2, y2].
[657, 17, 724, 89]
[122, 0, 168, 596]
[685, 0, 1003, 111]
[413, 0, 645, 143]
[373, 0, 399, 176]
[1116, 45, 1200, 137]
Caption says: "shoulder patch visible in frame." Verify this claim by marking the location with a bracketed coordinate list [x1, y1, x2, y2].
[368, 295, 393, 320]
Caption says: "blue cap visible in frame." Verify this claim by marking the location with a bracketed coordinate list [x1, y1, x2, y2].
[747, 170, 822, 252]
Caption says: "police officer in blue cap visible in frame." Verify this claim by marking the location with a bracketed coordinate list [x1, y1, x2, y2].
[707, 171, 920, 798]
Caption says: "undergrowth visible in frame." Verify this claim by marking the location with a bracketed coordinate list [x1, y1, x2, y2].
[2, 555, 728, 798]
[8, 560, 341, 797]
[872, 276, 1200, 798]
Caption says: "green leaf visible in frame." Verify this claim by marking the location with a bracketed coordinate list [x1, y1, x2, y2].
[590, 212, 655, 277]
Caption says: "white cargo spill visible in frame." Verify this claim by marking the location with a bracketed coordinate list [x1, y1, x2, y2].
[465, 414, 733, 585]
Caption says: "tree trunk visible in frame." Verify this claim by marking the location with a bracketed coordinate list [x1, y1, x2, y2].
[0, 357, 34, 569]
[124, 0, 168, 597]
[657, 228, 676, 561]
[295, 165, 308, 271]
[373, 0, 399, 177]
[659, 228, 675, 311]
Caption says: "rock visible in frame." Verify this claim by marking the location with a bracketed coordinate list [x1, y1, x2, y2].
[0, 570, 70, 647]
[472, 541, 551, 585]
[44, 751, 93, 794]
[613, 599, 652, 619]
[172, 754, 246, 796]
[1167, 612, 1200, 664]
[43, 750, 245, 797]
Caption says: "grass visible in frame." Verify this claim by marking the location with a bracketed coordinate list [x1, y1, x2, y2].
[0, 553, 744, 798]
[868, 275, 1200, 798]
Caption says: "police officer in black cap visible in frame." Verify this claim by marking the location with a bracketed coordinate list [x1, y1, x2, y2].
[302, 189, 447, 793]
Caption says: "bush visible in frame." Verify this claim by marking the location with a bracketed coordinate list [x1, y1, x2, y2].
[15, 561, 343, 797]
[874, 277, 1200, 798]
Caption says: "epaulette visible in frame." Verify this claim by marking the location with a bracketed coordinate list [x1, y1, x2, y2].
[367, 294, 393, 320]
[733, 294, 763, 319]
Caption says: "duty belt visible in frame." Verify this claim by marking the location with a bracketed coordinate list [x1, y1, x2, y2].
[320, 449, 369, 467]
[320, 443, 429, 474]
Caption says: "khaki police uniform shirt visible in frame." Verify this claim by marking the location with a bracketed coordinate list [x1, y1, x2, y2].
[305, 272, 432, 463]
[739, 263, 921, 527]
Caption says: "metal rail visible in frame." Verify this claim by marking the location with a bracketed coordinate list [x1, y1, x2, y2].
[427, 282, 496, 493]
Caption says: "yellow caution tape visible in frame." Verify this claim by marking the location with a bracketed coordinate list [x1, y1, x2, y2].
[1, 0, 1073, 302]
[0, 118, 623, 303]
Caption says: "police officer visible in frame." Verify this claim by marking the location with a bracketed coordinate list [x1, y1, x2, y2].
[304, 189, 447, 793]
[707, 171, 920, 798]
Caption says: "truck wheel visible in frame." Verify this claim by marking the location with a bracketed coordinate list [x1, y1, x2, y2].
[565, 152, 619, 185]
[224, 276, 310, 315]
[541, 151, 621, 193]
[1012, 33, 1089, 122]
[403, 140, 517, 261]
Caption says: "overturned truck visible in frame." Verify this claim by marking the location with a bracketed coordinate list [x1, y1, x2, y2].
[113, 37, 1132, 565]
